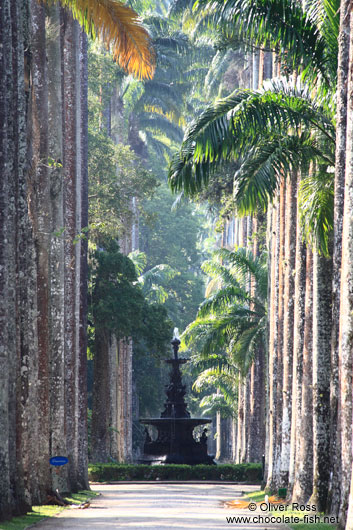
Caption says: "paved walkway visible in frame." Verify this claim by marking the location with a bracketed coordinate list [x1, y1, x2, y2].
[32, 483, 288, 529]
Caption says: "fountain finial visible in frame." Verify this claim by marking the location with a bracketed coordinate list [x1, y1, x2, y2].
[171, 328, 181, 360]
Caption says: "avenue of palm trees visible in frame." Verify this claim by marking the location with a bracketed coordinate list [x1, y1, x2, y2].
[168, 0, 353, 528]
[1, 0, 353, 530]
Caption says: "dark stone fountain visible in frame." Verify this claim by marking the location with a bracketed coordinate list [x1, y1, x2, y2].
[139, 329, 215, 465]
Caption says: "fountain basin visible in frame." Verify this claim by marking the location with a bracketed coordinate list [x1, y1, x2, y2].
[139, 417, 214, 465]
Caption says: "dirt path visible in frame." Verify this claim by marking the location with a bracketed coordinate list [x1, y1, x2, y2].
[32, 483, 288, 529]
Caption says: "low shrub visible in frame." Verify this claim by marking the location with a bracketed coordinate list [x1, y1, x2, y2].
[88, 463, 262, 483]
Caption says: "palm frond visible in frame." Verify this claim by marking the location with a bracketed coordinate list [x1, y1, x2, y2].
[215, 247, 259, 277]
[142, 14, 171, 34]
[299, 167, 334, 256]
[183, 304, 261, 359]
[128, 250, 147, 275]
[229, 319, 266, 374]
[202, 260, 237, 286]
[168, 0, 194, 15]
[139, 263, 178, 286]
[232, 133, 334, 215]
[193, 365, 237, 392]
[182, 317, 231, 356]
[198, 285, 251, 318]
[204, 49, 237, 96]
[138, 263, 178, 303]
[183, 246, 267, 376]
[190, 352, 234, 372]
[198, 393, 235, 417]
[169, 79, 334, 195]
[154, 33, 190, 54]
[306, 0, 339, 79]
[144, 131, 173, 158]
[204, 276, 222, 297]
[138, 113, 184, 142]
[215, 247, 268, 300]
[58, 0, 155, 79]
[194, 0, 336, 87]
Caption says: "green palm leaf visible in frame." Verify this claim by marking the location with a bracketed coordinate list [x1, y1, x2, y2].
[194, 0, 336, 87]
[215, 247, 268, 300]
[169, 80, 334, 195]
[138, 113, 183, 142]
[299, 168, 334, 256]
[232, 133, 334, 215]
[182, 247, 267, 374]
[198, 285, 251, 318]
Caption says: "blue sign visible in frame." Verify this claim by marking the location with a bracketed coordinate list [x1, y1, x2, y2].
[50, 456, 68, 466]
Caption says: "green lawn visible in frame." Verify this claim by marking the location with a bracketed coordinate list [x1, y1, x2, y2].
[0, 491, 99, 530]
[244, 491, 337, 530]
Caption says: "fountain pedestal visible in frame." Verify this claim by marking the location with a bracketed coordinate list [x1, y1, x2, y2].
[139, 335, 215, 465]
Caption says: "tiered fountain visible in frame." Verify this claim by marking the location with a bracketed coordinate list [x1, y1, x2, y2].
[139, 329, 215, 465]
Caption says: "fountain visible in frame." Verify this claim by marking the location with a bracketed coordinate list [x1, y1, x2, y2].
[139, 328, 215, 465]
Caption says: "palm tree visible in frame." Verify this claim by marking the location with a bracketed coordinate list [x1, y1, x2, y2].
[191, 356, 238, 460]
[183, 248, 267, 370]
[121, 14, 216, 164]
[192, 0, 338, 93]
[169, 79, 335, 249]
[182, 247, 267, 461]
[129, 249, 178, 303]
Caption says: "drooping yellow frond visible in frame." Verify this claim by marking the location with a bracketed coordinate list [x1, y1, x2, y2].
[205, 277, 222, 298]
[56, 0, 155, 79]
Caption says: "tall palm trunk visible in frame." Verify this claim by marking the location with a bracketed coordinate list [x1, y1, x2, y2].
[280, 172, 297, 487]
[327, 0, 351, 518]
[77, 29, 89, 489]
[62, 9, 78, 489]
[248, 344, 265, 462]
[248, 214, 265, 463]
[117, 337, 133, 462]
[240, 217, 253, 463]
[109, 335, 119, 460]
[288, 175, 306, 493]
[236, 376, 243, 463]
[12, 0, 34, 514]
[91, 327, 111, 462]
[17, 0, 42, 506]
[267, 195, 280, 490]
[275, 177, 286, 485]
[0, 0, 14, 518]
[337, 5, 353, 525]
[292, 248, 313, 503]
[29, 0, 51, 501]
[46, 3, 68, 494]
[311, 249, 332, 512]
[347, 472, 353, 530]
[249, 220, 266, 463]
[241, 374, 250, 462]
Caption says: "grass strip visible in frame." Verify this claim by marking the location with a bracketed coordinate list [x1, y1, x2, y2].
[0, 490, 99, 530]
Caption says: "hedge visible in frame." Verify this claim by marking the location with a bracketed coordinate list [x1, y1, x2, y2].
[88, 463, 262, 483]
